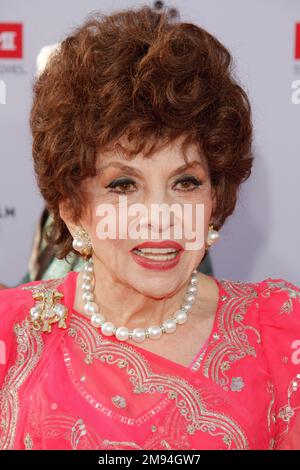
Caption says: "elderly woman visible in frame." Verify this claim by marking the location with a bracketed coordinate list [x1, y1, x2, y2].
[0, 6, 299, 451]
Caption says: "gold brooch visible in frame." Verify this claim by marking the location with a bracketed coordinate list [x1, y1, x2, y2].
[29, 288, 68, 333]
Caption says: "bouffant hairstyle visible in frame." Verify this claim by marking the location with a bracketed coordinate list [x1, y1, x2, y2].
[30, 5, 253, 260]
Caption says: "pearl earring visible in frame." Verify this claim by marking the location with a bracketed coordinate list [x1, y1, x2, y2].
[72, 227, 93, 257]
[206, 224, 220, 249]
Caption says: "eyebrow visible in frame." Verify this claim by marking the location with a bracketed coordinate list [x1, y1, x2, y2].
[96, 160, 204, 177]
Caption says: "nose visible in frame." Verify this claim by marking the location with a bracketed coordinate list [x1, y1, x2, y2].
[132, 190, 178, 239]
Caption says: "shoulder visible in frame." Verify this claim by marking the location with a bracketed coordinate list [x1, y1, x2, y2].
[254, 277, 300, 322]
[206, 274, 300, 313]
[0, 280, 41, 326]
[0, 276, 63, 306]
[202, 274, 300, 331]
[258, 276, 300, 301]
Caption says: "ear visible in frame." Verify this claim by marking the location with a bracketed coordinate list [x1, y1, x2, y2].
[59, 199, 77, 237]
[58, 199, 68, 223]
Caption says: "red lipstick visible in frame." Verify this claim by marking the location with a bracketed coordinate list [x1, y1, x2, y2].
[130, 240, 184, 271]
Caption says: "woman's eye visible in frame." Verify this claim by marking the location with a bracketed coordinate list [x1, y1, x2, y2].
[105, 175, 202, 194]
[106, 177, 137, 194]
[173, 175, 202, 191]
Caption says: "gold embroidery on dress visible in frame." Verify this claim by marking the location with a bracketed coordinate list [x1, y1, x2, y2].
[42, 413, 99, 449]
[21, 276, 67, 293]
[266, 382, 277, 449]
[63, 313, 249, 449]
[38, 407, 144, 449]
[0, 320, 44, 449]
[259, 279, 300, 314]
[101, 440, 143, 449]
[42, 410, 152, 450]
[102, 436, 171, 450]
[71, 418, 87, 449]
[202, 280, 260, 390]
[230, 377, 244, 392]
[190, 349, 206, 372]
[39, 397, 235, 449]
[275, 373, 300, 447]
[266, 382, 276, 434]
[24, 432, 33, 449]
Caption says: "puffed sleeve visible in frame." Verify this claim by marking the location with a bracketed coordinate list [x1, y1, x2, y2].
[258, 277, 300, 449]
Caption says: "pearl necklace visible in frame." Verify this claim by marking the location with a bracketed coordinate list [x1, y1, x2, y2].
[79, 257, 199, 343]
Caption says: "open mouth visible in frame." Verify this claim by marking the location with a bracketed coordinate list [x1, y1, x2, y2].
[132, 248, 180, 261]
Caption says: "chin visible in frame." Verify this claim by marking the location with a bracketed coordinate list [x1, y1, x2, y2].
[131, 276, 179, 298]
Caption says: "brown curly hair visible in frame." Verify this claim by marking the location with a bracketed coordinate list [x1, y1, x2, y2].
[30, 5, 254, 260]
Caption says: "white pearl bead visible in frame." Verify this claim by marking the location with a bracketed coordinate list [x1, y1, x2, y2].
[174, 309, 188, 324]
[83, 273, 93, 282]
[101, 322, 115, 336]
[132, 328, 146, 342]
[187, 285, 197, 294]
[91, 313, 105, 328]
[82, 291, 94, 302]
[116, 326, 129, 341]
[184, 294, 195, 304]
[148, 325, 162, 339]
[182, 303, 192, 312]
[82, 282, 93, 292]
[30, 306, 41, 320]
[210, 230, 219, 240]
[190, 277, 197, 286]
[72, 238, 85, 251]
[53, 303, 67, 318]
[84, 302, 99, 316]
[84, 264, 93, 273]
[163, 318, 177, 333]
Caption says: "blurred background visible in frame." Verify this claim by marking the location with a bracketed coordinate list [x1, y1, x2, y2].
[0, 0, 299, 287]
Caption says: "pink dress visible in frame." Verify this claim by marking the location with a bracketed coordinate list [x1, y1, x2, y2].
[0, 271, 299, 450]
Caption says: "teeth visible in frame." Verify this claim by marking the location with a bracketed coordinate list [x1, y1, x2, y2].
[133, 250, 179, 261]
[134, 247, 179, 254]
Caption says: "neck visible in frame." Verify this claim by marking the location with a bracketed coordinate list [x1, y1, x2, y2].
[74, 257, 197, 330]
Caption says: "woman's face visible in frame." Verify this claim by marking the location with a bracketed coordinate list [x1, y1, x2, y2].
[69, 135, 215, 298]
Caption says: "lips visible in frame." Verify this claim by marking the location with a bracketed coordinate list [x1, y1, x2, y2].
[130, 240, 184, 271]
